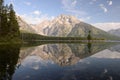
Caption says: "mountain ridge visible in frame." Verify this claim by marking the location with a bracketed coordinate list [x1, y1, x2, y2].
[108, 28, 120, 37]
[18, 14, 120, 40]
[17, 16, 36, 33]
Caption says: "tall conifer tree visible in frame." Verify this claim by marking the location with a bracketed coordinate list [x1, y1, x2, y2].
[0, 0, 20, 40]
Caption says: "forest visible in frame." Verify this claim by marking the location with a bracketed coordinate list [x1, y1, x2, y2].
[0, 0, 20, 42]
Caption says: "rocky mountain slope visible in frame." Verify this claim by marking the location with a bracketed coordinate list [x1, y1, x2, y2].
[34, 15, 80, 36]
[17, 16, 36, 33]
[67, 22, 119, 40]
[18, 14, 120, 40]
[108, 28, 120, 37]
[47, 15, 80, 37]
[33, 15, 119, 39]
[31, 20, 50, 35]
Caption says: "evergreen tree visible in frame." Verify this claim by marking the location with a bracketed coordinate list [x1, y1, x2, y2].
[0, 0, 3, 13]
[0, 0, 4, 35]
[1, 5, 8, 36]
[0, 0, 20, 41]
[8, 4, 20, 38]
[87, 30, 92, 41]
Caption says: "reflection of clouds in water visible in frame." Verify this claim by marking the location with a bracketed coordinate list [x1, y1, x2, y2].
[21, 56, 53, 70]
[91, 49, 120, 59]
[32, 65, 39, 70]
[26, 75, 30, 78]
[103, 69, 108, 74]
[22, 56, 41, 66]
[79, 59, 91, 65]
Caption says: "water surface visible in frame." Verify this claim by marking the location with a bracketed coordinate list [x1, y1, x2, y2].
[0, 43, 120, 80]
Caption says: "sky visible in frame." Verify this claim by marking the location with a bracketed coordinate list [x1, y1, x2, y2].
[5, 0, 120, 24]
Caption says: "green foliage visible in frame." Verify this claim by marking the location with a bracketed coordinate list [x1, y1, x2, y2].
[87, 30, 92, 40]
[20, 32, 106, 43]
[0, 0, 20, 42]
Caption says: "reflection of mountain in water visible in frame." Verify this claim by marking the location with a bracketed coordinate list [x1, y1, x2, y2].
[0, 45, 20, 80]
[43, 44, 80, 66]
[20, 43, 116, 66]
[109, 44, 120, 52]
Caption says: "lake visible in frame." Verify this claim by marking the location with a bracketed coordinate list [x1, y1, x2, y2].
[0, 43, 120, 80]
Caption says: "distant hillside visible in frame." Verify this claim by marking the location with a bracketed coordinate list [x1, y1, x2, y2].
[68, 22, 120, 40]
[17, 16, 36, 33]
[93, 23, 120, 31]
[33, 15, 120, 40]
[108, 28, 120, 37]
[18, 15, 120, 40]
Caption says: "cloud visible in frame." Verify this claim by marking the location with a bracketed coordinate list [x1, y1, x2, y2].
[19, 13, 54, 24]
[66, 9, 87, 16]
[33, 10, 41, 16]
[24, 2, 31, 6]
[107, 0, 112, 6]
[79, 16, 91, 22]
[71, 0, 77, 8]
[89, 0, 96, 5]
[62, 0, 87, 16]
[93, 22, 120, 31]
[99, 4, 108, 13]
[62, 0, 77, 10]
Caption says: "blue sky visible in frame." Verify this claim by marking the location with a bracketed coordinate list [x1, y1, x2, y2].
[5, 0, 120, 24]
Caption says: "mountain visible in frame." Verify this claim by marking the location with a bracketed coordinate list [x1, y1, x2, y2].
[47, 15, 80, 37]
[32, 20, 50, 35]
[35, 15, 80, 36]
[17, 14, 120, 40]
[93, 23, 120, 31]
[108, 28, 120, 37]
[17, 16, 36, 33]
[67, 22, 119, 40]
[32, 15, 119, 40]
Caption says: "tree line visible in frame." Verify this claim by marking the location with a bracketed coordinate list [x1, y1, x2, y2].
[0, 0, 20, 42]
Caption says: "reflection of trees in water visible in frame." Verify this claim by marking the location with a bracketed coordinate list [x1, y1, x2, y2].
[0, 45, 20, 80]
[43, 43, 110, 66]
[67, 43, 116, 60]
[87, 42, 91, 53]
[18, 43, 117, 67]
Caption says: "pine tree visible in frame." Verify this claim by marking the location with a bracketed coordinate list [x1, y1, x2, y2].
[87, 30, 92, 41]
[0, 0, 3, 13]
[1, 5, 9, 36]
[0, 0, 20, 41]
[8, 4, 20, 38]
[0, 0, 4, 36]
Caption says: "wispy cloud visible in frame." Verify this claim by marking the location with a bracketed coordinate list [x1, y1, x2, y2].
[33, 10, 41, 16]
[99, 4, 108, 13]
[107, 0, 112, 6]
[62, 0, 87, 16]
[18, 12, 54, 24]
[62, 0, 77, 10]
[89, 0, 98, 5]
[24, 2, 31, 6]
[93, 22, 120, 31]
[79, 16, 91, 22]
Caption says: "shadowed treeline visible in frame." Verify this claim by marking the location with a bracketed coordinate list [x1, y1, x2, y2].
[0, 45, 20, 80]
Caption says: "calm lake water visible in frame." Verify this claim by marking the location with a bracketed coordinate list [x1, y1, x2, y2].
[0, 43, 120, 80]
